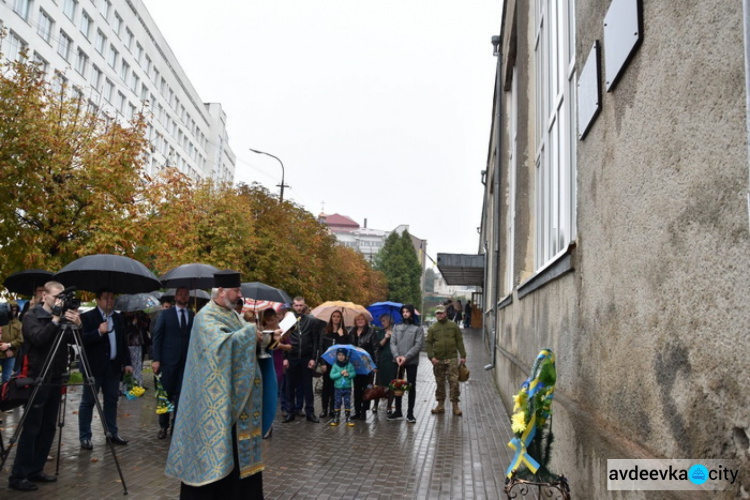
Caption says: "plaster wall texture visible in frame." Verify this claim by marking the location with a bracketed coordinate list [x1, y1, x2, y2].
[490, 0, 750, 498]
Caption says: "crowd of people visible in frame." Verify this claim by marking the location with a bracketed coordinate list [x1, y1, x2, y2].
[2, 272, 471, 498]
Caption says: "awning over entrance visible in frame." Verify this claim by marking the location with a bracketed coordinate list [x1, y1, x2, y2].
[436, 253, 484, 287]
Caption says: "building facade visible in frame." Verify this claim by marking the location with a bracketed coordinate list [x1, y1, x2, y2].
[481, 0, 750, 497]
[0, 0, 235, 182]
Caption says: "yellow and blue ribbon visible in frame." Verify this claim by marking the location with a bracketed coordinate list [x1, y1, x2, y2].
[505, 349, 555, 478]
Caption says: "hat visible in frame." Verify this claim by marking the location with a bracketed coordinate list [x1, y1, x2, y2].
[336, 347, 349, 356]
[435, 305, 446, 313]
[214, 270, 241, 289]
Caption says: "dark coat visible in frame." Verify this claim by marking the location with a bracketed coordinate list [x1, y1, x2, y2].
[349, 325, 380, 361]
[81, 308, 131, 379]
[21, 305, 73, 379]
[151, 306, 194, 396]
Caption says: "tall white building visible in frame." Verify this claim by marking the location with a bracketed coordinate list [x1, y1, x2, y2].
[0, 0, 235, 182]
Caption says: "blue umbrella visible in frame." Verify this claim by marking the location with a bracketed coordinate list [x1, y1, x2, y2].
[321, 344, 377, 375]
[366, 301, 421, 327]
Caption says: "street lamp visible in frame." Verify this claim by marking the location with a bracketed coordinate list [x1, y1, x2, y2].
[248, 148, 288, 202]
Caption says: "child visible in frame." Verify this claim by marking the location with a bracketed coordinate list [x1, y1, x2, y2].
[329, 348, 356, 426]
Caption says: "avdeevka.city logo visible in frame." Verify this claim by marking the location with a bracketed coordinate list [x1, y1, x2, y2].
[607, 459, 738, 491]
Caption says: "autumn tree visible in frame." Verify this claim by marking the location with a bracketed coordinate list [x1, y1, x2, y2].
[0, 59, 149, 278]
[375, 230, 423, 306]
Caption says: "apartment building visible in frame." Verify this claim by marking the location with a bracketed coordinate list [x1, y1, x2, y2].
[0, 0, 235, 182]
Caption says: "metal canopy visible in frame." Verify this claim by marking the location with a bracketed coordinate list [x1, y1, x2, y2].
[436, 253, 485, 287]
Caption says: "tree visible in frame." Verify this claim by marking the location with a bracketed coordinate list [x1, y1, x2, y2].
[0, 59, 149, 278]
[424, 267, 436, 293]
[375, 230, 422, 306]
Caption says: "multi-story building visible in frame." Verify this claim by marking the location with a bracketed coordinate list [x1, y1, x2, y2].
[469, 0, 750, 497]
[0, 0, 235, 182]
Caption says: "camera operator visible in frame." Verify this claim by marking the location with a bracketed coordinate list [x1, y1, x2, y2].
[8, 281, 81, 492]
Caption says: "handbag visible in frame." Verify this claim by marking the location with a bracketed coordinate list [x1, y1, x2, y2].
[458, 363, 470, 382]
[0, 376, 36, 411]
[363, 384, 388, 401]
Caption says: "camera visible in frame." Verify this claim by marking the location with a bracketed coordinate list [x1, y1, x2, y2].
[53, 286, 81, 317]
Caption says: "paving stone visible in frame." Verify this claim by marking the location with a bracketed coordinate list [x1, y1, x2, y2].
[0, 328, 513, 499]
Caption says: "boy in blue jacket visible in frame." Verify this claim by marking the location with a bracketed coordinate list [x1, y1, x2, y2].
[329, 348, 356, 426]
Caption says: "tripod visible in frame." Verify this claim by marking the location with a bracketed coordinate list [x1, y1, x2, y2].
[0, 321, 128, 495]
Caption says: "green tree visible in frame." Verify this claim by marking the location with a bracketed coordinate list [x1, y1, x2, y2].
[424, 267, 436, 293]
[375, 230, 422, 306]
[0, 59, 148, 278]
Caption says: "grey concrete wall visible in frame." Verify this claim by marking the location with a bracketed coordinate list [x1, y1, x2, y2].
[489, 0, 750, 498]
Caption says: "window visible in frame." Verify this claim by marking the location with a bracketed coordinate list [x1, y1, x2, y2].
[99, 0, 110, 20]
[119, 60, 129, 82]
[534, 0, 577, 268]
[144, 56, 152, 76]
[103, 78, 114, 102]
[14, 0, 31, 21]
[52, 72, 67, 95]
[95, 30, 106, 54]
[136, 43, 143, 64]
[6, 32, 27, 62]
[33, 52, 48, 74]
[115, 91, 125, 113]
[91, 65, 102, 90]
[37, 10, 54, 43]
[58, 31, 72, 61]
[140, 83, 148, 100]
[107, 44, 118, 68]
[75, 48, 88, 76]
[125, 28, 134, 51]
[114, 12, 122, 36]
[129, 73, 138, 93]
[63, 0, 77, 21]
[80, 11, 92, 38]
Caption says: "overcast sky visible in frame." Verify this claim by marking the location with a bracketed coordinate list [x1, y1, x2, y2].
[142, 0, 501, 266]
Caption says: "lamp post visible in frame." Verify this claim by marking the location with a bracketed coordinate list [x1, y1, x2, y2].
[248, 148, 288, 202]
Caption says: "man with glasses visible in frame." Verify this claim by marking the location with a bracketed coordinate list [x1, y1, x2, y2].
[425, 304, 467, 417]
[78, 289, 133, 450]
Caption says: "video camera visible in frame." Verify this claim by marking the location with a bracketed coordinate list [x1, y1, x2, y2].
[55, 286, 81, 315]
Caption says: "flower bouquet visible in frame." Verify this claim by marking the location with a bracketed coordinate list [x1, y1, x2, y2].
[388, 378, 411, 397]
[123, 373, 145, 400]
[154, 374, 174, 415]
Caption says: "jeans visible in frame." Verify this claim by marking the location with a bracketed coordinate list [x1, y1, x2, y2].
[79, 361, 121, 440]
[394, 364, 418, 417]
[285, 358, 314, 416]
[1, 356, 16, 383]
[10, 380, 62, 482]
[333, 387, 351, 411]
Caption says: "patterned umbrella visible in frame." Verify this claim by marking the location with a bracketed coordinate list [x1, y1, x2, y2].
[321, 344, 377, 375]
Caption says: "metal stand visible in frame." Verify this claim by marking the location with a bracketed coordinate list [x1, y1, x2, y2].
[504, 470, 571, 499]
[0, 322, 128, 495]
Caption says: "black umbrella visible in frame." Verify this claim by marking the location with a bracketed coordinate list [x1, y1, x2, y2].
[114, 292, 161, 312]
[53, 254, 161, 294]
[159, 263, 219, 290]
[3, 269, 54, 295]
[240, 282, 292, 304]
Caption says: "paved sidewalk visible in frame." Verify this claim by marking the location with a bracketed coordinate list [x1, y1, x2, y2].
[1, 328, 515, 499]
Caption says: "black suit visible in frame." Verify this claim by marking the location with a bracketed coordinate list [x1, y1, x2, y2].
[78, 307, 131, 441]
[151, 306, 194, 429]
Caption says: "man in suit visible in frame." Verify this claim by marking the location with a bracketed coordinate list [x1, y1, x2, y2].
[78, 289, 133, 450]
[151, 286, 194, 439]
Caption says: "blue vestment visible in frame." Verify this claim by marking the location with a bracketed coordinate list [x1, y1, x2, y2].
[165, 300, 264, 486]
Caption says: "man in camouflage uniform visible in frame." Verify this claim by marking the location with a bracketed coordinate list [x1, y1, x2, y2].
[425, 305, 467, 416]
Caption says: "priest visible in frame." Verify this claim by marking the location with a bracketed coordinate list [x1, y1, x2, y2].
[165, 270, 264, 499]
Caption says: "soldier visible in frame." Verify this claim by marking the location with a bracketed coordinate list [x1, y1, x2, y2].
[425, 305, 467, 416]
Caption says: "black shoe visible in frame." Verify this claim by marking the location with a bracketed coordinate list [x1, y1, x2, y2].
[282, 414, 296, 423]
[157, 428, 168, 440]
[319, 410, 328, 418]
[406, 414, 416, 424]
[29, 472, 57, 483]
[306, 414, 320, 423]
[9, 479, 38, 491]
[107, 435, 129, 445]
[358, 413, 367, 421]
[80, 439, 93, 450]
[351, 413, 362, 420]
[387, 411, 403, 421]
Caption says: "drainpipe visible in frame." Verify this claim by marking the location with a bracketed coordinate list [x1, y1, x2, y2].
[485, 37, 503, 371]
[743, 0, 750, 232]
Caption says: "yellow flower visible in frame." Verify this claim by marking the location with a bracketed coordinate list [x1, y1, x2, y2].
[512, 391, 528, 412]
[511, 411, 527, 434]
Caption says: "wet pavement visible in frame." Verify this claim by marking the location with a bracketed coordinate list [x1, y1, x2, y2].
[1, 328, 515, 499]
